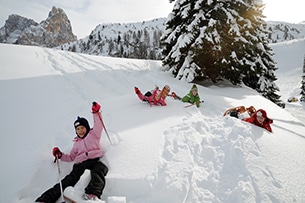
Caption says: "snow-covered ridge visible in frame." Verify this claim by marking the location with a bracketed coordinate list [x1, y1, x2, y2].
[2, 7, 305, 59]
[58, 18, 167, 59]
[57, 18, 305, 59]
[267, 21, 305, 43]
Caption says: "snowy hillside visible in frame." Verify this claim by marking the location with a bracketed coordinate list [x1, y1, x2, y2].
[0, 41, 305, 203]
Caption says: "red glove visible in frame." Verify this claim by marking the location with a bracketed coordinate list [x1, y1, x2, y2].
[92, 101, 101, 113]
[52, 147, 62, 159]
[171, 92, 177, 99]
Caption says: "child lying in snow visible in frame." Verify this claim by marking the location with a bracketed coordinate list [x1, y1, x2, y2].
[223, 106, 256, 119]
[242, 109, 273, 132]
[180, 85, 201, 108]
[134, 85, 170, 106]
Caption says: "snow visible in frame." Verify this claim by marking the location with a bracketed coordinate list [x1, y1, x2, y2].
[271, 38, 305, 123]
[0, 39, 305, 203]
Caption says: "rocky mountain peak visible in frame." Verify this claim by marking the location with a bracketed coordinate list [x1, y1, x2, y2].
[0, 14, 38, 43]
[41, 6, 74, 35]
[5, 14, 38, 34]
[0, 6, 77, 47]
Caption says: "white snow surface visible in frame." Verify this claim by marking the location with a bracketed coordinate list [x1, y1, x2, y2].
[0, 41, 305, 203]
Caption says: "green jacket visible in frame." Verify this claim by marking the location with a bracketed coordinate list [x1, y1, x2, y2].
[182, 91, 201, 107]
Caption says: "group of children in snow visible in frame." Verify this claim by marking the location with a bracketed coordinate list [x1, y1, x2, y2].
[135, 84, 273, 132]
[134, 84, 202, 107]
[35, 85, 273, 203]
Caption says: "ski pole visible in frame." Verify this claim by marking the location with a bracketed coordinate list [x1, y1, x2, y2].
[184, 100, 204, 108]
[55, 156, 66, 203]
[97, 112, 113, 145]
[184, 103, 196, 108]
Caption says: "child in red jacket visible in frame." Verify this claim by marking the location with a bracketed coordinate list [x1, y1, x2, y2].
[242, 109, 273, 132]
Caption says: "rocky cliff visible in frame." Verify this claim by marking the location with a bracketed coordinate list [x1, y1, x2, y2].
[0, 6, 77, 47]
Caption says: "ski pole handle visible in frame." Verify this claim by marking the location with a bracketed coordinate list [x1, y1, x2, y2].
[53, 154, 61, 163]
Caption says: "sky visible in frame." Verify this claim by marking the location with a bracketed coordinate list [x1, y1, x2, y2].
[0, 0, 305, 39]
[1, 37, 305, 203]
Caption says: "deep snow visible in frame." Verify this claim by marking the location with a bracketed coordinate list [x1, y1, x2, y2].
[0, 39, 305, 203]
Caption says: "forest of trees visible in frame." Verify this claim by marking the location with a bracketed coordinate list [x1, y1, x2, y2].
[161, 0, 285, 107]
[65, 26, 164, 60]
[300, 55, 305, 102]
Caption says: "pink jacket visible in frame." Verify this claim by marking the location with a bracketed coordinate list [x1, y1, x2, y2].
[137, 89, 166, 106]
[61, 113, 104, 163]
[151, 89, 166, 106]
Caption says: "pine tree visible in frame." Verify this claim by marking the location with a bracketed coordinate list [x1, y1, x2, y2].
[300, 55, 305, 102]
[162, 0, 258, 83]
[161, 0, 284, 107]
[161, 0, 197, 82]
[192, 0, 248, 84]
[239, 0, 285, 107]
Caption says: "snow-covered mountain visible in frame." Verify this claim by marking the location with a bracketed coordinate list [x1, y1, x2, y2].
[267, 21, 305, 43]
[2, 7, 305, 59]
[0, 14, 38, 44]
[0, 37, 305, 203]
[58, 18, 166, 59]
[57, 18, 305, 59]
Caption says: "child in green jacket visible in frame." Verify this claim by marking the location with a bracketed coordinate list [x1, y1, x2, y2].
[182, 85, 201, 107]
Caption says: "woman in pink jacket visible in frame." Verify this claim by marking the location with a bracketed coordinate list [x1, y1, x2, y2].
[36, 102, 108, 203]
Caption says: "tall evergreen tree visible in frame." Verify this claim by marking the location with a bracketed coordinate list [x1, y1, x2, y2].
[239, 0, 285, 107]
[161, 0, 197, 82]
[161, 0, 284, 107]
[191, 0, 248, 84]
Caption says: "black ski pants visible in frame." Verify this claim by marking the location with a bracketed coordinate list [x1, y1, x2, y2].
[35, 158, 108, 203]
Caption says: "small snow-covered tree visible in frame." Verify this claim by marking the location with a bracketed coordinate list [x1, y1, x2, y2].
[300, 55, 305, 102]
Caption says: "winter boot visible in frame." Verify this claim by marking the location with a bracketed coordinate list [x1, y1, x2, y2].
[134, 87, 140, 95]
[83, 193, 99, 200]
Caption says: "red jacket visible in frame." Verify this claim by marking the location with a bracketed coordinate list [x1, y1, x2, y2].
[242, 109, 273, 132]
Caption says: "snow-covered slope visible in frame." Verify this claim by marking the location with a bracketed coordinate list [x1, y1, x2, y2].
[0, 42, 305, 203]
[271, 38, 305, 123]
